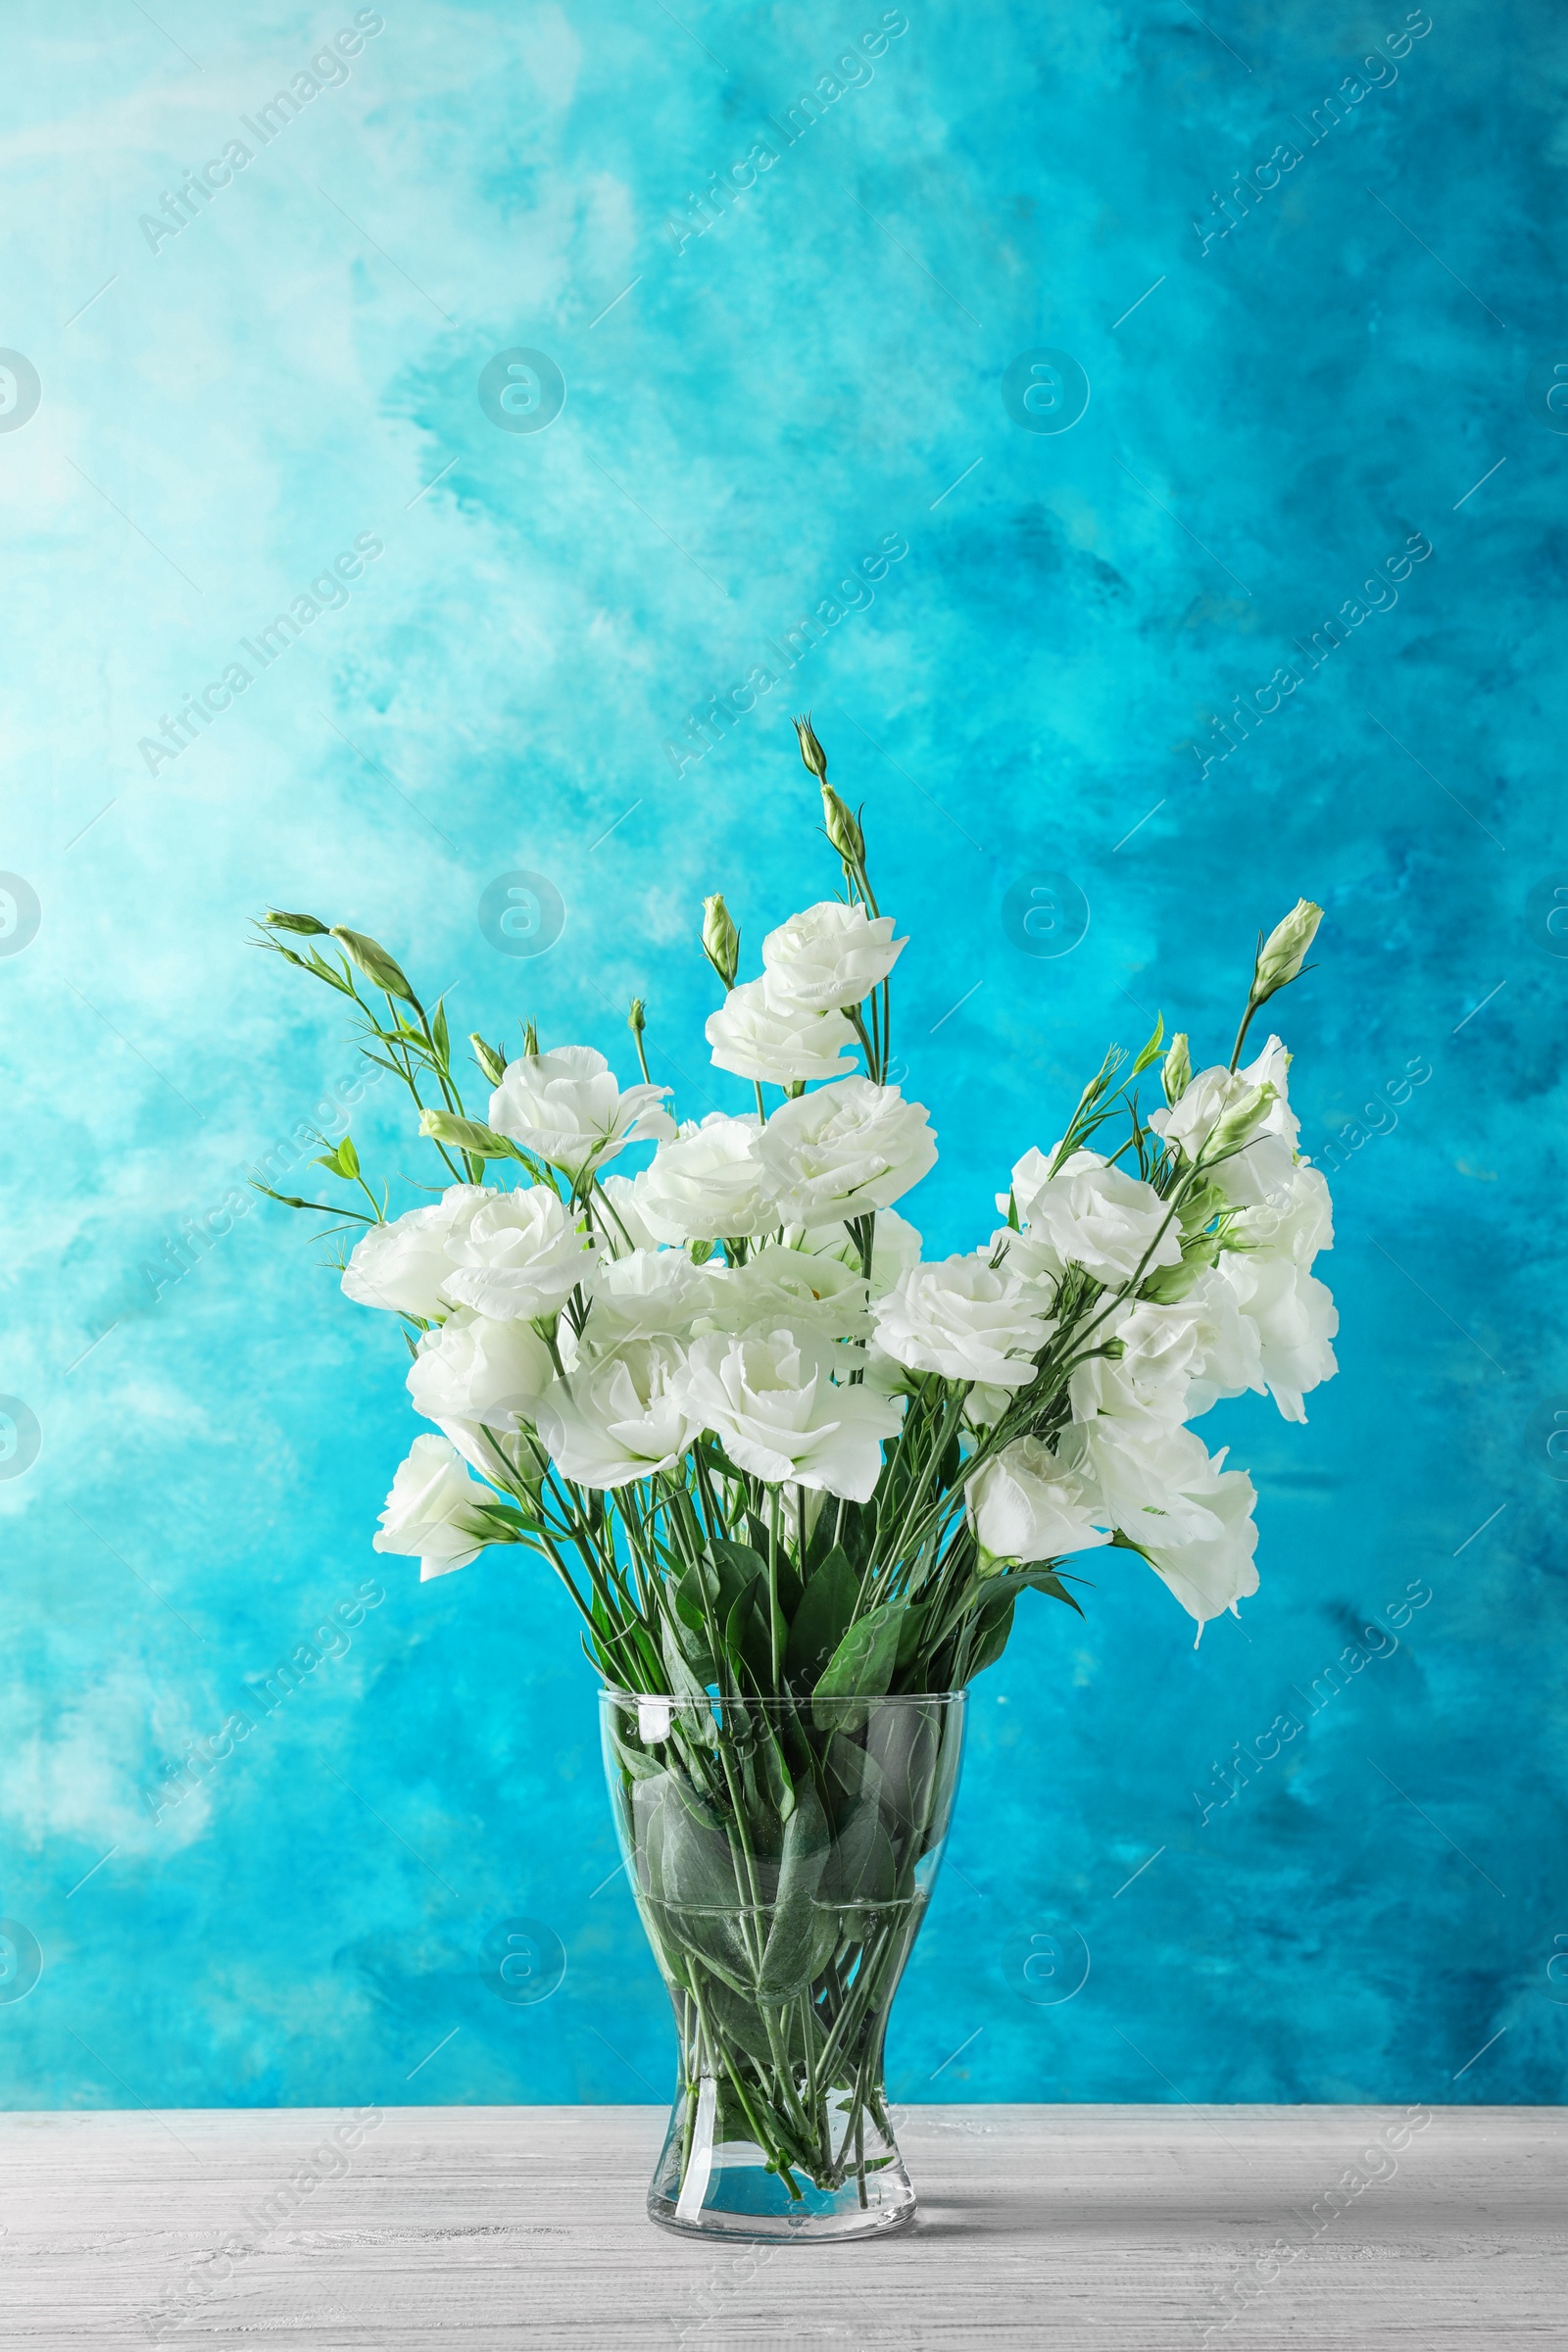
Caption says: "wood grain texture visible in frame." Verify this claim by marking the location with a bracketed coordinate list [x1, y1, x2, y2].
[0, 2104, 1562, 2349]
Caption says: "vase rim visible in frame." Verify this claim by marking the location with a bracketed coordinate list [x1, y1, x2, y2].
[598, 1686, 967, 1705]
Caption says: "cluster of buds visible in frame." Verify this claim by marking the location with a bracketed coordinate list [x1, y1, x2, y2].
[794, 713, 865, 869]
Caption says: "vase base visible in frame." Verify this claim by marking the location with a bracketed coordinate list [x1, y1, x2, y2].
[647, 2137, 917, 2242]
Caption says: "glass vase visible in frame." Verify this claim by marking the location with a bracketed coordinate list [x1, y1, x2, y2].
[599, 1687, 966, 2242]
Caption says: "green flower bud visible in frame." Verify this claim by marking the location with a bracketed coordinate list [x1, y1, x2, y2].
[793, 711, 828, 780]
[1251, 899, 1322, 1004]
[418, 1106, 513, 1159]
[701, 894, 740, 989]
[1208, 1081, 1274, 1160]
[262, 908, 328, 936]
[820, 782, 865, 868]
[627, 997, 647, 1039]
[469, 1033, 508, 1086]
[330, 926, 416, 1004]
[1162, 1031, 1191, 1106]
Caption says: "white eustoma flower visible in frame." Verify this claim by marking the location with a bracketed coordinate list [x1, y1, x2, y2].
[966, 1438, 1110, 1563]
[1225, 1159, 1334, 1265]
[706, 978, 858, 1086]
[760, 901, 906, 1011]
[700, 1242, 871, 1344]
[759, 1078, 936, 1223]
[597, 1171, 663, 1255]
[571, 1248, 716, 1356]
[1150, 1034, 1300, 1207]
[536, 1340, 700, 1490]
[1062, 1418, 1234, 1549]
[801, 1205, 922, 1293]
[636, 1114, 776, 1243]
[1214, 1253, 1338, 1423]
[488, 1046, 675, 1179]
[406, 1309, 554, 1475]
[1007, 1150, 1181, 1287]
[676, 1328, 905, 1499]
[341, 1186, 490, 1319]
[1138, 1451, 1259, 1635]
[1070, 1270, 1264, 1426]
[439, 1186, 594, 1319]
[372, 1433, 490, 1581]
[874, 1252, 1053, 1390]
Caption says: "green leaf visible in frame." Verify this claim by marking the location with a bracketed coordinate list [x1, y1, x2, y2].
[673, 1555, 719, 1636]
[724, 1584, 773, 1690]
[813, 1598, 906, 1726]
[894, 1598, 930, 1671]
[1004, 1567, 1085, 1615]
[431, 1001, 450, 1065]
[338, 1132, 360, 1180]
[756, 1780, 829, 1999]
[785, 1546, 858, 1686]
[330, 925, 416, 1004]
[966, 1588, 1016, 1680]
[1128, 1013, 1165, 1078]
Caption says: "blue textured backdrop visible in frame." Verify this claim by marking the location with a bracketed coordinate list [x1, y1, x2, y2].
[2, 0, 1564, 2115]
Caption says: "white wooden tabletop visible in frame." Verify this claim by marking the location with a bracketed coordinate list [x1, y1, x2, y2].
[0, 2103, 1561, 2348]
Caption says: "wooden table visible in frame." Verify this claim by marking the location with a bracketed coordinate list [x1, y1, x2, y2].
[1, 2104, 1561, 2346]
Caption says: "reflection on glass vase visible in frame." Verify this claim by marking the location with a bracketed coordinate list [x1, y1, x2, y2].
[600, 1688, 966, 2241]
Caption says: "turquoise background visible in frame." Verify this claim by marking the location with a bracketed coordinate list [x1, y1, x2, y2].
[2, 0, 1564, 2115]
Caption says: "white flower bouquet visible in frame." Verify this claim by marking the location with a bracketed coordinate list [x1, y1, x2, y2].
[256, 718, 1336, 2235]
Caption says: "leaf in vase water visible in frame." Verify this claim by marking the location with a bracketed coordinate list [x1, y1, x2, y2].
[757, 1779, 830, 2000]
[812, 1597, 906, 1727]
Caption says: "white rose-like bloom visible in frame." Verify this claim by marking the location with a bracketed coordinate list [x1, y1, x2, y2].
[874, 1251, 1053, 1390]
[636, 1114, 776, 1244]
[1150, 1035, 1300, 1207]
[535, 1340, 700, 1490]
[341, 1186, 490, 1319]
[439, 1187, 594, 1319]
[1070, 1270, 1264, 1426]
[569, 1248, 715, 1358]
[1139, 1450, 1260, 1636]
[1062, 1418, 1235, 1549]
[801, 1204, 922, 1294]
[488, 1046, 675, 1179]
[1225, 1159, 1334, 1265]
[700, 1242, 871, 1344]
[706, 978, 858, 1087]
[760, 901, 906, 1012]
[372, 1433, 490, 1581]
[759, 1078, 937, 1224]
[1215, 1252, 1338, 1423]
[1008, 1149, 1182, 1287]
[597, 1171, 663, 1255]
[676, 1328, 905, 1500]
[966, 1438, 1110, 1563]
[406, 1309, 554, 1475]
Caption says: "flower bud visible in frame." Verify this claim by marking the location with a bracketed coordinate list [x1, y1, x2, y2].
[330, 926, 416, 1004]
[1161, 1032, 1191, 1107]
[521, 1020, 540, 1058]
[627, 997, 646, 1040]
[701, 894, 740, 989]
[1251, 899, 1322, 1004]
[794, 712, 828, 780]
[469, 1033, 507, 1087]
[262, 908, 328, 936]
[820, 782, 865, 868]
[1208, 1081, 1274, 1161]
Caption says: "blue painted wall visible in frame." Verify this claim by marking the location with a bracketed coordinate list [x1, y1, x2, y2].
[2, 0, 1564, 2115]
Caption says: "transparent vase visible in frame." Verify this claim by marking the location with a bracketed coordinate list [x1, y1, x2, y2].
[599, 1687, 966, 2242]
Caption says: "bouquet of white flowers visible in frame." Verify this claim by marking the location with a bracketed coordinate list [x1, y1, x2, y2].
[256, 718, 1337, 2237]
